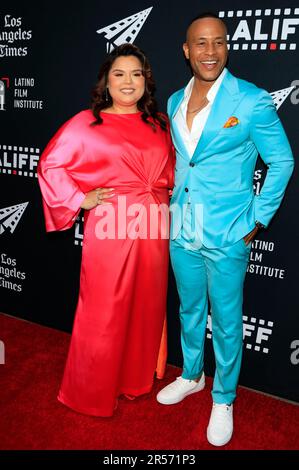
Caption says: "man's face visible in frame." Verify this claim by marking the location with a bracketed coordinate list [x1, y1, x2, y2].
[183, 17, 228, 83]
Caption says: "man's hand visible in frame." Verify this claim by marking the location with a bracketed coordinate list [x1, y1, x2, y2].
[243, 226, 259, 245]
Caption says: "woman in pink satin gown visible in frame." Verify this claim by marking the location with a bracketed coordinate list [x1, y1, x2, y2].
[38, 44, 174, 417]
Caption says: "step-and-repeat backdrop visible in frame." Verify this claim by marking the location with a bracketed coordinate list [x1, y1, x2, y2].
[0, 0, 298, 402]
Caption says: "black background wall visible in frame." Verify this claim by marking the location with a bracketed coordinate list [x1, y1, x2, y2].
[0, 0, 298, 402]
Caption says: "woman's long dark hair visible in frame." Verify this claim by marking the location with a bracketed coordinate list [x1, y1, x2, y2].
[91, 43, 167, 131]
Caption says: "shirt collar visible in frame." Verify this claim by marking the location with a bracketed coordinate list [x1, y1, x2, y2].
[183, 67, 227, 105]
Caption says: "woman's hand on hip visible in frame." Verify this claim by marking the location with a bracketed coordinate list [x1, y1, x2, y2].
[80, 188, 115, 210]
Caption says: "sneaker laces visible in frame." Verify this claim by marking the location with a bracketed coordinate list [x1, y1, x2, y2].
[212, 403, 231, 428]
[167, 376, 195, 391]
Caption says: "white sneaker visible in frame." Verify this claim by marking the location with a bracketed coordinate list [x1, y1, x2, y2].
[156, 373, 205, 405]
[207, 402, 233, 446]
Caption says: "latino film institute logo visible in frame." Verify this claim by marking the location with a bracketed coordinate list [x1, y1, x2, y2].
[0, 76, 43, 111]
[0, 202, 28, 235]
[219, 7, 299, 51]
[0, 77, 9, 110]
[96, 6, 153, 52]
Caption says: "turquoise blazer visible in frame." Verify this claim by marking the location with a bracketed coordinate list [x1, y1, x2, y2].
[169, 71, 294, 248]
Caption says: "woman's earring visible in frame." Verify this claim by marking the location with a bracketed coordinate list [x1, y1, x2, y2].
[105, 87, 109, 102]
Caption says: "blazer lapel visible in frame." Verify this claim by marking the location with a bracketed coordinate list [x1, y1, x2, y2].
[191, 72, 243, 161]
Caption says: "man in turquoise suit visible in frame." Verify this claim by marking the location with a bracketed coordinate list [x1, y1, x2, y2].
[157, 13, 294, 446]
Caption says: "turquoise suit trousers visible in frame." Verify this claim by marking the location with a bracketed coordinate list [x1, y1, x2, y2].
[170, 205, 251, 404]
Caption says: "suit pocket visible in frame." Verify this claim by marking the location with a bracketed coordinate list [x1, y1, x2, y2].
[218, 125, 242, 135]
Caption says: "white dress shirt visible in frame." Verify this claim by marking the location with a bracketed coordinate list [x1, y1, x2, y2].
[174, 68, 227, 159]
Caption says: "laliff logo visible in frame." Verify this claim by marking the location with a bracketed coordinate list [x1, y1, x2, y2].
[97, 7, 153, 52]
[74, 214, 84, 246]
[242, 315, 273, 354]
[0, 202, 28, 235]
[219, 8, 299, 51]
[0, 145, 40, 178]
[0, 77, 9, 111]
[207, 314, 274, 354]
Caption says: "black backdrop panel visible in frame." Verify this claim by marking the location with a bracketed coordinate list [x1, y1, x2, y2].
[0, 0, 298, 402]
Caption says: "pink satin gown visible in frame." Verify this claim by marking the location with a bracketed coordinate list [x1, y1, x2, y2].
[38, 109, 174, 416]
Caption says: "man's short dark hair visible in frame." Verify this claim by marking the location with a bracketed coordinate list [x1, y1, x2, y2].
[186, 12, 228, 34]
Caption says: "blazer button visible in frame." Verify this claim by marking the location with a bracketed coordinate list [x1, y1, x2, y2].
[185, 187, 189, 192]
[189, 162, 195, 167]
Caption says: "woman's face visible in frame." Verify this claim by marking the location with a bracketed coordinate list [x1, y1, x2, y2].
[107, 55, 145, 111]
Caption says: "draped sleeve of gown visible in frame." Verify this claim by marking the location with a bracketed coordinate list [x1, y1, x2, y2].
[38, 109, 174, 416]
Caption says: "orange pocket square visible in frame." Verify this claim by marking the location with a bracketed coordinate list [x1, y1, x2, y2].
[223, 116, 240, 128]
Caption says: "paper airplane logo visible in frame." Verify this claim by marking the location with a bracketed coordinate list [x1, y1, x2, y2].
[0, 202, 28, 235]
[270, 86, 295, 110]
[97, 7, 153, 52]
